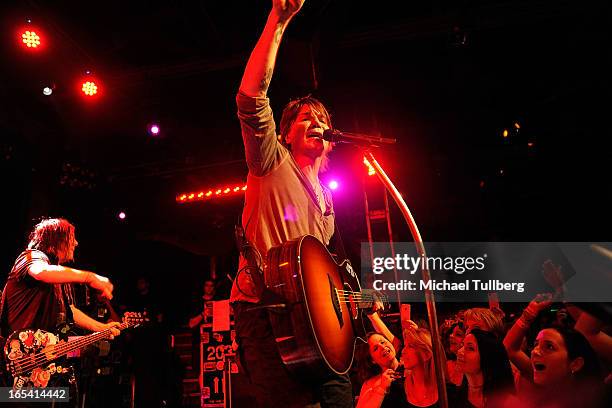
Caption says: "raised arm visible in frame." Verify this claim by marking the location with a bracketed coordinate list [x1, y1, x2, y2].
[239, 0, 305, 97]
[503, 294, 552, 378]
[575, 310, 612, 363]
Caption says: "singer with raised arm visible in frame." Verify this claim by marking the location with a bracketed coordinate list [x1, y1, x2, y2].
[231, 0, 353, 407]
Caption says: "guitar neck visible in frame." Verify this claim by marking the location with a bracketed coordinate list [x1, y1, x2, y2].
[55, 321, 133, 358]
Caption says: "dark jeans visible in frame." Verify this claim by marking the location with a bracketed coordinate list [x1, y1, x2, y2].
[233, 302, 354, 408]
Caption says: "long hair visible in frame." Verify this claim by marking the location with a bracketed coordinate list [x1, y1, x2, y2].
[27, 218, 75, 261]
[469, 329, 515, 401]
[356, 332, 385, 383]
[279, 95, 333, 171]
[403, 326, 435, 379]
[552, 327, 601, 383]
[403, 325, 438, 403]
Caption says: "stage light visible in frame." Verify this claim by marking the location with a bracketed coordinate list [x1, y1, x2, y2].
[43, 86, 53, 96]
[82, 81, 98, 96]
[363, 157, 376, 176]
[328, 180, 339, 190]
[176, 184, 248, 203]
[118, 212, 126, 220]
[148, 124, 160, 136]
[21, 30, 41, 48]
[502, 129, 509, 138]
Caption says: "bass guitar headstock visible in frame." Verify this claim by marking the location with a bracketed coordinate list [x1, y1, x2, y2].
[122, 311, 149, 327]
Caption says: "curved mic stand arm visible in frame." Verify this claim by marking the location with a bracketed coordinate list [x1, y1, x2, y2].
[363, 149, 448, 408]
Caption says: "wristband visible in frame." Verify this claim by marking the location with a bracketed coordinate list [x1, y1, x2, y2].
[515, 317, 530, 330]
[522, 309, 537, 323]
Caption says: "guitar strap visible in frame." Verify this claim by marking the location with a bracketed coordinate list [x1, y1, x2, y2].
[330, 219, 349, 265]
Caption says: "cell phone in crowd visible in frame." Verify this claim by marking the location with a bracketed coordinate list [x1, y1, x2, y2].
[393, 362, 405, 380]
[400, 304, 411, 323]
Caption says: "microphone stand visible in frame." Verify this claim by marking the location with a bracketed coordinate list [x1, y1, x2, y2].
[362, 149, 448, 408]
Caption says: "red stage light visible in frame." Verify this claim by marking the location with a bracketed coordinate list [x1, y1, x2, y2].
[176, 184, 248, 203]
[363, 157, 376, 176]
[21, 30, 41, 48]
[82, 81, 98, 96]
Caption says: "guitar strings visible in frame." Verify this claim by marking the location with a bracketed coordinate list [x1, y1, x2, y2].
[15, 314, 142, 368]
[12, 324, 131, 375]
[12, 323, 131, 375]
[11, 321, 134, 375]
[12, 322, 132, 373]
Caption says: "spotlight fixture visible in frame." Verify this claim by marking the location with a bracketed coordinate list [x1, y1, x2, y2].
[21, 29, 41, 48]
[148, 123, 160, 136]
[82, 81, 98, 96]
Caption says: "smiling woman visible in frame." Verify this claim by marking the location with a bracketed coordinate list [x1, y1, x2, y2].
[355, 332, 403, 408]
[453, 329, 516, 408]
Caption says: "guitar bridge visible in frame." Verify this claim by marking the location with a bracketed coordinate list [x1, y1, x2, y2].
[329, 275, 344, 327]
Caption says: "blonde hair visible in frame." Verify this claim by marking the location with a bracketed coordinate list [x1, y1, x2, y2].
[464, 307, 504, 338]
[403, 326, 438, 402]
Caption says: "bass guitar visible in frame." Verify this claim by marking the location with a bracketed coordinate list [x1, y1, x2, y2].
[3, 312, 146, 389]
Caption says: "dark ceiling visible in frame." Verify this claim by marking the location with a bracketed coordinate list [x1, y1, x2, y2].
[1, 0, 610, 290]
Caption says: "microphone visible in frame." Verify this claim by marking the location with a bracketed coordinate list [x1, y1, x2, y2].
[313, 129, 397, 147]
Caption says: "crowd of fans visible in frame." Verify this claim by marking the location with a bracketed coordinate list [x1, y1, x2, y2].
[353, 294, 611, 407]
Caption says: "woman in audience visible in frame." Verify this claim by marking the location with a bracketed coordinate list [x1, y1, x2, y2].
[504, 294, 605, 407]
[464, 307, 505, 339]
[445, 320, 466, 386]
[356, 306, 439, 407]
[452, 329, 516, 407]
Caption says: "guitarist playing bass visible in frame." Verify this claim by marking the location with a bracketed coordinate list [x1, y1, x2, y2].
[230, 1, 353, 407]
[0, 218, 121, 400]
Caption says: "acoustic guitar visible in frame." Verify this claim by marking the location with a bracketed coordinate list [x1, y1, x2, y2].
[265, 235, 385, 376]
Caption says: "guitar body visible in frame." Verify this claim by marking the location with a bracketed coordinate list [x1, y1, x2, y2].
[3, 328, 72, 389]
[266, 235, 365, 376]
[2, 312, 145, 389]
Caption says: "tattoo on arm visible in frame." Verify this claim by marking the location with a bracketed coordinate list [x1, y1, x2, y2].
[260, 67, 273, 92]
[274, 24, 284, 45]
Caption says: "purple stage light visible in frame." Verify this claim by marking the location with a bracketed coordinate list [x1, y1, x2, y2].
[149, 124, 160, 135]
[328, 180, 339, 190]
